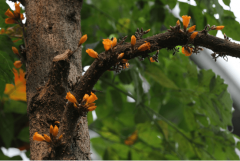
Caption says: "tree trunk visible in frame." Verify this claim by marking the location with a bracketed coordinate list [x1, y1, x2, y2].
[25, 0, 90, 159]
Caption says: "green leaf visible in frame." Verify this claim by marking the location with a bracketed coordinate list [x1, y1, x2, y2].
[110, 89, 123, 112]
[137, 122, 162, 148]
[145, 64, 178, 90]
[118, 70, 132, 84]
[4, 99, 27, 114]
[17, 127, 29, 142]
[0, 113, 14, 147]
[222, 0, 230, 6]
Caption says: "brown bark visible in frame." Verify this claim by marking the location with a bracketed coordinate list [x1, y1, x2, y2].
[25, 0, 90, 160]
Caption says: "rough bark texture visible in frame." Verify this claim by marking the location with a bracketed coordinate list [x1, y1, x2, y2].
[24, 0, 90, 160]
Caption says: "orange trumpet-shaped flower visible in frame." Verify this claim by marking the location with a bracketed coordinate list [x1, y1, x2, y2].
[88, 106, 97, 111]
[124, 130, 138, 145]
[215, 26, 224, 30]
[66, 92, 77, 104]
[124, 63, 129, 69]
[78, 34, 87, 46]
[121, 59, 128, 63]
[117, 53, 124, 59]
[187, 25, 196, 33]
[12, 47, 19, 56]
[14, 60, 22, 68]
[131, 35, 136, 46]
[150, 57, 155, 62]
[5, 18, 16, 24]
[87, 92, 98, 104]
[102, 39, 112, 51]
[58, 135, 63, 140]
[50, 125, 54, 135]
[190, 32, 198, 40]
[112, 37, 117, 47]
[20, 14, 24, 20]
[43, 134, 51, 143]
[182, 47, 192, 56]
[4, 68, 26, 101]
[52, 125, 59, 137]
[0, 29, 5, 34]
[83, 94, 89, 102]
[86, 49, 98, 59]
[138, 41, 151, 51]
[33, 132, 45, 142]
[5, 9, 15, 18]
[182, 15, 191, 29]
[14, 2, 21, 18]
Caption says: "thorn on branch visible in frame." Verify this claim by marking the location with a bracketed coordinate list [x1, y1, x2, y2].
[135, 28, 150, 40]
[224, 33, 230, 41]
[211, 52, 228, 62]
[119, 36, 128, 45]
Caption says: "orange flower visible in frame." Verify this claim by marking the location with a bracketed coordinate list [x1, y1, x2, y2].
[14, 60, 22, 68]
[102, 39, 112, 51]
[14, 2, 21, 18]
[43, 134, 51, 143]
[83, 94, 89, 101]
[117, 53, 124, 59]
[33, 132, 45, 142]
[5, 9, 15, 18]
[78, 34, 87, 46]
[124, 130, 138, 145]
[66, 92, 77, 104]
[215, 26, 224, 30]
[176, 20, 180, 26]
[123, 63, 129, 69]
[121, 59, 128, 63]
[88, 106, 97, 111]
[20, 14, 24, 20]
[131, 35, 136, 46]
[182, 47, 192, 56]
[12, 47, 19, 55]
[4, 68, 26, 101]
[182, 15, 191, 29]
[190, 32, 198, 40]
[50, 125, 54, 135]
[52, 125, 59, 137]
[146, 29, 150, 32]
[0, 29, 5, 34]
[58, 135, 63, 140]
[138, 41, 151, 51]
[112, 37, 117, 47]
[86, 49, 98, 59]
[88, 103, 96, 107]
[5, 18, 16, 24]
[87, 92, 98, 104]
[187, 25, 196, 33]
[150, 57, 155, 62]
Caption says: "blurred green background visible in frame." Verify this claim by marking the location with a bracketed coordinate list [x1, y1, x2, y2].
[1, 0, 240, 160]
